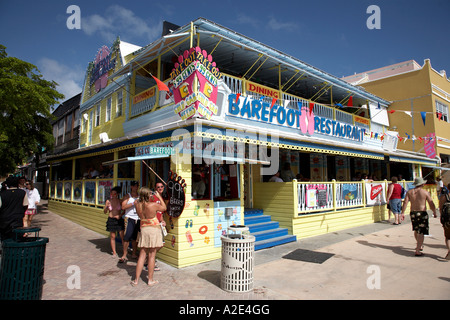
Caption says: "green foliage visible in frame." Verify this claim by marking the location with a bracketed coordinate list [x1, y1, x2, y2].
[0, 45, 64, 176]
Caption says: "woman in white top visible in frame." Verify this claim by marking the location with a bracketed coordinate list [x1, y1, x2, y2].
[23, 180, 41, 228]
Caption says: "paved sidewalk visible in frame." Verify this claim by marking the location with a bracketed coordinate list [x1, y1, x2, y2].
[31, 202, 449, 300]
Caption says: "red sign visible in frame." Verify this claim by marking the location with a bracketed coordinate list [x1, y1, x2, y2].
[370, 184, 383, 200]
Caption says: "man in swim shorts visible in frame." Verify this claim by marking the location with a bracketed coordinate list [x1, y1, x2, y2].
[401, 177, 437, 256]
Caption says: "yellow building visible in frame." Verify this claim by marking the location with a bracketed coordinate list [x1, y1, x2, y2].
[343, 59, 450, 183]
[47, 19, 439, 268]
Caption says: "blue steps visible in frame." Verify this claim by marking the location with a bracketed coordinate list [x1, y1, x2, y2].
[244, 208, 297, 251]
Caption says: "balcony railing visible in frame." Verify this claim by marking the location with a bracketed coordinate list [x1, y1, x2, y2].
[130, 73, 370, 128]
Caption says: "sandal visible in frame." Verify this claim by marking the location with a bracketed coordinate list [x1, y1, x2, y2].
[148, 280, 158, 286]
[414, 252, 424, 257]
[130, 280, 138, 287]
[119, 257, 128, 263]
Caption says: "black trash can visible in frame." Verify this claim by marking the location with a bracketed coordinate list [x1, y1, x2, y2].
[0, 227, 49, 300]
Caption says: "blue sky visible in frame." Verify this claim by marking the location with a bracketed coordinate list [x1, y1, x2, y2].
[1, 0, 449, 103]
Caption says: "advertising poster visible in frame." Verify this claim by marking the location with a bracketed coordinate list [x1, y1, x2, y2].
[365, 182, 386, 206]
[84, 181, 96, 204]
[306, 184, 328, 208]
[342, 183, 358, 201]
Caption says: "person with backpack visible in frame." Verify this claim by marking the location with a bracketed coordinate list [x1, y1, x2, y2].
[387, 176, 403, 225]
[438, 183, 450, 260]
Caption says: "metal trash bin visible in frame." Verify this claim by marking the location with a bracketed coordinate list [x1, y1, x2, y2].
[0, 227, 49, 300]
[220, 225, 255, 293]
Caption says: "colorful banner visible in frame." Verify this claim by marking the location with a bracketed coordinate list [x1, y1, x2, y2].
[171, 47, 222, 121]
[424, 132, 436, 159]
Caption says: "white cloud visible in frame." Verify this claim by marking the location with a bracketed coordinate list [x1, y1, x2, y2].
[235, 13, 260, 29]
[38, 58, 83, 102]
[267, 16, 298, 32]
[82, 5, 162, 44]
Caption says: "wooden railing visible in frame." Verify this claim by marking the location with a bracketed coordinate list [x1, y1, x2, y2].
[296, 179, 415, 215]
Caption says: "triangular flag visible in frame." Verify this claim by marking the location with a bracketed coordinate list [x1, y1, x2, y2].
[377, 102, 381, 109]
[404, 111, 412, 117]
[347, 96, 353, 107]
[236, 93, 241, 103]
[270, 98, 277, 109]
[335, 103, 343, 108]
[388, 110, 395, 114]
[151, 75, 170, 91]
[420, 112, 426, 126]
[405, 133, 410, 140]
[437, 112, 442, 121]
[309, 102, 314, 115]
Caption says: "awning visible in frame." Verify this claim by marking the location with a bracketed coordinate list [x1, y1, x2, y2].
[422, 165, 450, 171]
[102, 154, 170, 165]
[198, 154, 271, 165]
[389, 155, 438, 166]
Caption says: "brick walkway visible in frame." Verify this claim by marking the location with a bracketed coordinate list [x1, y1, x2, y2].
[27, 201, 450, 301]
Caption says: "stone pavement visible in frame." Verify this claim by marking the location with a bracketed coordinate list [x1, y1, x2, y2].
[29, 202, 450, 300]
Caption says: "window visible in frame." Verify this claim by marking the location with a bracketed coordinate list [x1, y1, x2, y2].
[95, 105, 100, 126]
[213, 163, 240, 200]
[81, 113, 87, 132]
[65, 113, 72, 142]
[436, 100, 449, 122]
[106, 97, 112, 122]
[74, 109, 80, 128]
[57, 119, 64, 145]
[191, 162, 211, 200]
[116, 91, 123, 117]
[53, 123, 58, 145]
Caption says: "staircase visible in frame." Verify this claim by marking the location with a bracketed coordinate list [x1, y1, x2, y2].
[244, 208, 297, 251]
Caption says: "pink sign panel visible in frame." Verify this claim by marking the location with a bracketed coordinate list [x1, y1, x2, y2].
[171, 47, 222, 120]
[424, 133, 436, 159]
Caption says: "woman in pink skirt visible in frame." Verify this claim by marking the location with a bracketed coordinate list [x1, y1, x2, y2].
[130, 187, 166, 287]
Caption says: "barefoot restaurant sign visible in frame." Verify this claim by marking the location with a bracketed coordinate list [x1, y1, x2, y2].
[227, 93, 366, 142]
[170, 47, 223, 121]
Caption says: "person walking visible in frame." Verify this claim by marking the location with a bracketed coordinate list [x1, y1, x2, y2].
[23, 180, 41, 230]
[120, 181, 140, 263]
[401, 177, 437, 256]
[104, 186, 124, 258]
[0, 176, 28, 241]
[386, 176, 403, 225]
[130, 187, 166, 287]
[438, 183, 450, 260]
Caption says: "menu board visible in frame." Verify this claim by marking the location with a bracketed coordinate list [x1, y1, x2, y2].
[167, 171, 186, 218]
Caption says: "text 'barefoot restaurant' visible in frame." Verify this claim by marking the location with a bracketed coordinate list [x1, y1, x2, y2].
[47, 18, 439, 268]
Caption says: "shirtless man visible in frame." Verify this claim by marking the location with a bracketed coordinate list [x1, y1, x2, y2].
[401, 177, 437, 256]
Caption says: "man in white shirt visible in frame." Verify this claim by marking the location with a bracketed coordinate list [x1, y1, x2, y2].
[269, 171, 283, 182]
